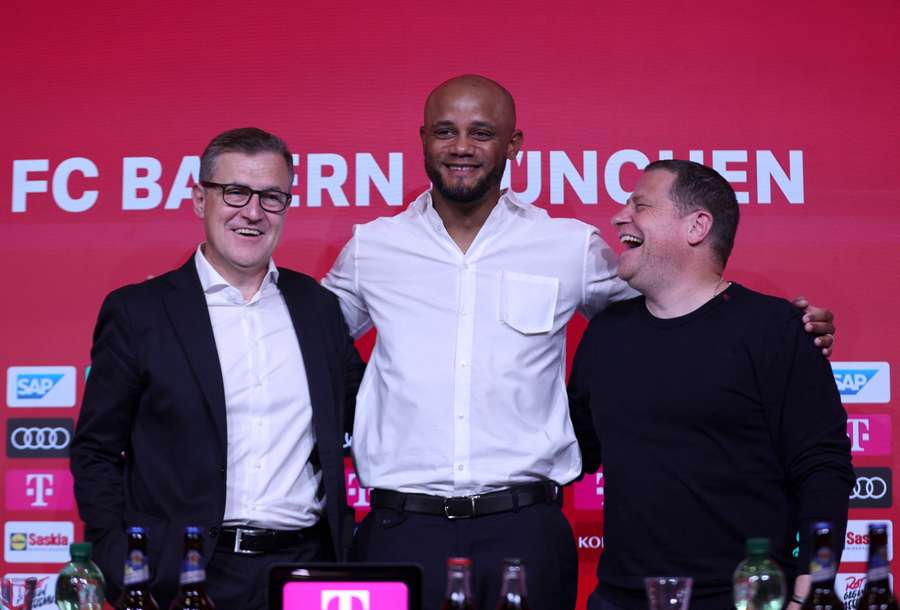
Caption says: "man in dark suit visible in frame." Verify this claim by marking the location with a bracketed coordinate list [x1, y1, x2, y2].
[71, 127, 364, 610]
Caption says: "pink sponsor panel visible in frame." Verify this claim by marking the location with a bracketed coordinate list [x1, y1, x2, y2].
[283, 581, 408, 610]
[4, 470, 74, 511]
[573, 469, 604, 511]
[846, 415, 892, 456]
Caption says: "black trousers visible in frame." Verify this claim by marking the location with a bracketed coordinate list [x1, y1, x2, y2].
[200, 527, 334, 610]
[352, 501, 578, 610]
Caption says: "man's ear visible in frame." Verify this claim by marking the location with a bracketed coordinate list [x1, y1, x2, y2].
[192, 183, 206, 219]
[507, 129, 523, 160]
[687, 209, 714, 246]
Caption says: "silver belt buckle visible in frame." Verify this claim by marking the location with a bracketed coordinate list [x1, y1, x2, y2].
[443, 495, 479, 519]
[233, 527, 263, 555]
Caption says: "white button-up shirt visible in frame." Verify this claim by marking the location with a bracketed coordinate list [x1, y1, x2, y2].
[195, 246, 323, 529]
[323, 190, 635, 495]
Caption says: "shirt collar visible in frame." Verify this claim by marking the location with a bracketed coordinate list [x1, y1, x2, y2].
[410, 187, 531, 215]
[194, 244, 279, 295]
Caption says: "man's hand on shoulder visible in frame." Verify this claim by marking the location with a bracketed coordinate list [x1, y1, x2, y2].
[792, 296, 835, 358]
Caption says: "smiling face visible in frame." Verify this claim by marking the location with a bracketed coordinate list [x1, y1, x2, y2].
[612, 169, 692, 295]
[191, 151, 291, 289]
[420, 76, 522, 207]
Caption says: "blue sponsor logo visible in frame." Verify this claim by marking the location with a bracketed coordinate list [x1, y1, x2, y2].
[15, 374, 64, 399]
[833, 369, 880, 396]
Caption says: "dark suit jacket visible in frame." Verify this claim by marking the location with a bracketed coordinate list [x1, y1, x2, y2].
[70, 257, 364, 606]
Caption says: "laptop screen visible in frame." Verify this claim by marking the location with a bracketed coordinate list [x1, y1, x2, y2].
[269, 563, 422, 610]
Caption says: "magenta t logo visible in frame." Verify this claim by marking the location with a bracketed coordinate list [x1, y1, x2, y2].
[5, 469, 75, 510]
[573, 468, 604, 510]
[847, 415, 892, 455]
[322, 590, 369, 610]
[284, 582, 407, 610]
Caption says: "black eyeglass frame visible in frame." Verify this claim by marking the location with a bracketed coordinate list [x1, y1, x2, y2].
[200, 181, 293, 213]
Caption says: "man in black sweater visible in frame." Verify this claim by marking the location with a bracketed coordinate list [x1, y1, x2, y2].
[568, 160, 853, 610]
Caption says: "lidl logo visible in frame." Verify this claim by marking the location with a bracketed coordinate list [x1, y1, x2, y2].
[831, 362, 890, 403]
[9, 534, 26, 551]
[6, 367, 76, 407]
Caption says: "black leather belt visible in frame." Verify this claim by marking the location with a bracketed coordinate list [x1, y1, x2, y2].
[215, 520, 326, 555]
[370, 481, 559, 519]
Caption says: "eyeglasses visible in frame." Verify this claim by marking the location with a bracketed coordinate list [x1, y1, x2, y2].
[200, 181, 292, 213]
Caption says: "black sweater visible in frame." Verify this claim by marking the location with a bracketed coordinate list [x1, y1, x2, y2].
[569, 283, 853, 610]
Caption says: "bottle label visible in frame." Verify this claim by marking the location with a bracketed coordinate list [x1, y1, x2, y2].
[809, 547, 836, 583]
[179, 549, 206, 585]
[123, 549, 150, 585]
[868, 545, 890, 581]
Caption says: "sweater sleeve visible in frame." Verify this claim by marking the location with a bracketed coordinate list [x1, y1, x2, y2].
[760, 305, 853, 571]
[568, 318, 603, 476]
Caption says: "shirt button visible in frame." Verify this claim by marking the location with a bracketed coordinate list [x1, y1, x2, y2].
[458, 414, 465, 420]
[457, 465, 465, 471]
[460, 361, 467, 368]
[255, 462, 262, 469]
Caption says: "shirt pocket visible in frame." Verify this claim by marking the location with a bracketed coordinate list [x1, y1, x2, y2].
[498, 271, 559, 335]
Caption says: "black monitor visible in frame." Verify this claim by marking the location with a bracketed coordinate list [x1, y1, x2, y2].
[268, 563, 423, 610]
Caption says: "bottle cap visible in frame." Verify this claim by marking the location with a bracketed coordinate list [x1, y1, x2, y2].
[502, 558, 524, 567]
[812, 521, 832, 532]
[447, 557, 471, 568]
[869, 523, 889, 534]
[746, 538, 770, 556]
[70, 542, 93, 561]
[185, 526, 201, 535]
[126, 526, 146, 535]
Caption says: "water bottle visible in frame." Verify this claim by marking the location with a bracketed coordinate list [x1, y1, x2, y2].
[733, 538, 786, 610]
[55, 542, 106, 610]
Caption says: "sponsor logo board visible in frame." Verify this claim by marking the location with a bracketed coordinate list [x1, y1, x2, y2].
[832, 362, 890, 403]
[1, 573, 58, 610]
[6, 367, 76, 408]
[573, 469, 604, 511]
[5, 419, 73, 458]
[5, 470, 75, 511]
[843, 520, 893, 563]
[3, 522, 73, 563]
[836, 573, 894, 610]
[847, 416, 892, 455]
[849, 468, 892, 508]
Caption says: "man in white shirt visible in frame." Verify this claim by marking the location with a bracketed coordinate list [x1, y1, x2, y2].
[72, 127, 364, 610]
[324, 75, 835, 610]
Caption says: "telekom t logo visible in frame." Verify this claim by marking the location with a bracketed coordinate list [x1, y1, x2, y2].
[5, 469, 75, 510]
[345, 470, 371, 509]
[573, 468, 604, 510]
[846, 415, 892, 455]
[26, 473, 54, 507]
[321, 590, 370, 610]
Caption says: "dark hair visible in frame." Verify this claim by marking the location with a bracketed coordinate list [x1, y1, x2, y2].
[645, 159, 739, 267]
[199, 127, 294, 182]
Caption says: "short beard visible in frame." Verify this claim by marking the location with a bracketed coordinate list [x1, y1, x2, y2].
[425, 158, 504, 205]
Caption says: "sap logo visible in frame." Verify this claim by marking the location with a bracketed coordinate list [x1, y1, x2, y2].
[16, 375, 63, 399]
[321, 590, 369, 610]
[842, 521, 893, 563]
[831, 362, 890, 403]
[6, 367, 76, 408]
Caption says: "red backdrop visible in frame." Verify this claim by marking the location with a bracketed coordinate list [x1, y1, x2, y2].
[2, 1, 899, 608]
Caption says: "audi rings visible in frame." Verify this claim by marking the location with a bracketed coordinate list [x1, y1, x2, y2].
[10, 427, 71, 450]
[851, 476, 888, 500]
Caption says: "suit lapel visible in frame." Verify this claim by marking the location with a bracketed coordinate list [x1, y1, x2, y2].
[163, 258, 228, 454]
[279, 272, 338, 460]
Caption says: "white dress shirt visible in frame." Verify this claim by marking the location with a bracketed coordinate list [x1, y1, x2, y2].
[195, 246, 323, 529]
[323, 189, 636, 495]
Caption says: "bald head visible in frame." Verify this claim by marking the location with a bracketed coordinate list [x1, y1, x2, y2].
[424, 74, 517, 133]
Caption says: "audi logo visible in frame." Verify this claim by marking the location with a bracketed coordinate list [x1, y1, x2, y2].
[10, 427, 71, 450]
[852, 476, 888, 500]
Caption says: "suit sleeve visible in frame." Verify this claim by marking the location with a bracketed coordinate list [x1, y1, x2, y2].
[70, 289, 142, 592]
[761, 307, 854, 571]
[568, 320, 602, 476]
